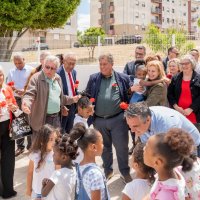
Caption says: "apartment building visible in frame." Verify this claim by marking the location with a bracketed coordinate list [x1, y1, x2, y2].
[91, 0, 200, 35]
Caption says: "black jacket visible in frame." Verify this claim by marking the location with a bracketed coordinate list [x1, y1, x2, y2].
[167, 71, 200, 122]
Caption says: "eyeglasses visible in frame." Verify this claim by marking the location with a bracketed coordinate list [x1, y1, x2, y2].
[45, 65, 57, 71]
[171, 51, 179, 56]
[180, 62, 191, 66]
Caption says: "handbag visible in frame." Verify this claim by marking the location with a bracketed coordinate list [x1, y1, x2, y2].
[9, 113, 32, 140]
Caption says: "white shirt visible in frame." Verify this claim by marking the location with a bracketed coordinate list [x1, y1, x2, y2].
[46, 167, 76, 200]
[63, 67, 74, 97]
[122, 179, 151, 200]
[73, 114, 88, 128]
[29, 151, 55, 194]
[133, 78, 146, 95]
[0, 88, 10, 122]
[195, 62, 200, 74]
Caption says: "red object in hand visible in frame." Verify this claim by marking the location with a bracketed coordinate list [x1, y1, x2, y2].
[75, 80, 79, 84]
[74, 80, 79, 89]
[0, 101, 6, 107]
[112, 83, 118, 87]
[90, 98, 95, 103]
[7, 81, 15, 86]
[120, 102, 129, 110]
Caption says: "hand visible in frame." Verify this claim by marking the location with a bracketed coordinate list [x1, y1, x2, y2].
[16, 89, 24, 96]
[130, 84, 143, 93]
[26, 189, 32, 197]
[183, 108, 193, 116]
[42, 178, 50, 187]
[22, 102, 31, 114]
[7, 103, 18, 112]
[73, 95, 81, 103]
[173, 104, 185, 115]
[162, 77, 171, 85]
[62, 106, 69, 116]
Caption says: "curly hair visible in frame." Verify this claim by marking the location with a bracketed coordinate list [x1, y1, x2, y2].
[133, 143, 155, 184]
[154, 128, 194, 172]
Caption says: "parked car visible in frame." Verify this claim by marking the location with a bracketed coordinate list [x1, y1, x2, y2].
[115, 35, 142, 44]
[22, 43, 49, 51]
[73, 41, 84, 48]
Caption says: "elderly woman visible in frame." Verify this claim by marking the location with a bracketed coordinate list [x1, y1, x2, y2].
[0, 66, 18, 198]
[144, 60, 168, 107]
[166, 58, 181, 79]
[168, 54, 200, 123]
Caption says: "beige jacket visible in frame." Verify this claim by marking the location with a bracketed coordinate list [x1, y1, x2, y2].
[22, 71, 74, 131]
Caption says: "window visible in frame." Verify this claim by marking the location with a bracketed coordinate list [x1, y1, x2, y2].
[172, 9, 175, 13]
[135, 12, 139, 18]
[163, 7, 164, 11]
[183, 12, 186, 16]
[54, 34, 60, 40]
[110, 2, 114, 6]
[142, 2, 145, 7]
[110, 13, 114, 18]
[167, 18, 170, 23]
[135, 1, 139, 5]
[172, 19, 175, 23]
[110, 25, 114, 30]
[66, 20, 71, 26]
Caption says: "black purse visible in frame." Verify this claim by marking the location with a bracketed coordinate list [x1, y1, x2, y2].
[9, 113, 32, 140]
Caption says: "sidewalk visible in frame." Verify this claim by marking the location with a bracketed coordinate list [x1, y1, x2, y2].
[10, 143, 133, 200]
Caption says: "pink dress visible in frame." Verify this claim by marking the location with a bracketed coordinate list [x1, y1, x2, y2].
[150, 170, 185, 200]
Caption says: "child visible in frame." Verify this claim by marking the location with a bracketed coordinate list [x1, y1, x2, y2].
[74, 93, 94, 128]
[41, 129, 79, 200]
[122, 143, 155, 200]
[73, 123, 110, 200]
[26, 124, 58, 200]
[178, 154, 200, 199]
[143, 128, 194, 200]
[130, 64, 147, 103]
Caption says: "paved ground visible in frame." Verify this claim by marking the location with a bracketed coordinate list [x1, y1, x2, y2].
[9, 137, 134, 200]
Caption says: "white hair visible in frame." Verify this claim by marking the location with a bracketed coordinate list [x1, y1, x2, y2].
[180, 54, 197, 70]
[63, 52, 77, 61]
[12, 52, 25, 60]
[40, 51, 51, 60]
[44, 55, 60, 69]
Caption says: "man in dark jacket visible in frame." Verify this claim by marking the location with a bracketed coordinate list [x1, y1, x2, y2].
[57, 53, 78, 133]
[86, 53, 132, 183]
[123, 45, 146, 79]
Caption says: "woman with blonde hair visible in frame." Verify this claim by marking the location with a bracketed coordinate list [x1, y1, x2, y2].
[166, 58, 181, 79]
[144, 60, 168, 106]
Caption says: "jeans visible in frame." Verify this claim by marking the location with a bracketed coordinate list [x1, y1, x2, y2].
[130, 93, 144, 103]
[94, 112, 130, 176]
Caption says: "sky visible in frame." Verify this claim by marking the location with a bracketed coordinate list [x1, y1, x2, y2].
[77, 0, 90, 31]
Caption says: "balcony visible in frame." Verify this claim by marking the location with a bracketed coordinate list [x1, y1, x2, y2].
[151, 0, 162, 3]
[109, 5, 115, 12]
[108, 17, 115, 24]
[98, 19, 103, 25]
[108, 30, 115, 35]
[98, 8, 103, 14]
[191, 17, 196, 22]
[191, 7, 197, 12]
[151, 19, 162, 26]
[151, 7, 161, 15]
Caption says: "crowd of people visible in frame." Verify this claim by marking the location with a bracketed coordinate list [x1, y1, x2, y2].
[0, 45, 200, 199]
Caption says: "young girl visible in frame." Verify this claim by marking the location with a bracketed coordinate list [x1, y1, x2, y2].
[41, 128, 79, 200]
[74, 123, 110, 200]
[26, 124, 58, 199]
[143, 128, 194, 200]
[122, 143, 155, 200]
[74, 93, 94, 128]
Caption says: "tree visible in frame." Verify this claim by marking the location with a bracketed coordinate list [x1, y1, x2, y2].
[145, 24, 194, 55]
[0, 0, 80, 61]
[78, 27, 105, 59]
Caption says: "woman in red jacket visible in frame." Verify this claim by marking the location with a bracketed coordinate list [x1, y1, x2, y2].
[0, 65, 18, 199]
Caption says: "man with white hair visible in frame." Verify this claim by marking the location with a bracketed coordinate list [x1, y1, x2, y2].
[7, 53, 33, 156]
[57, 52, 78, 133]
[22, 55, 80, 136]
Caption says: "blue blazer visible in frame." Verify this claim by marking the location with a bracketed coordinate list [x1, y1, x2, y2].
[57, 65, 77, 95]
[86, 71, 130, 104]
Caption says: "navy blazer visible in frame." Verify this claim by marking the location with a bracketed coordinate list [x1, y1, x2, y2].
[57, 65, 77, 95]
[86, 71, 130, 104]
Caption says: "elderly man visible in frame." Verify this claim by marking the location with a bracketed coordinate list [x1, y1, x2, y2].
[190, 48, 200, 74]
[162, 46, 179, 71]
[22, 55, 79, 135]
[57, 53, 77, 133]
[86, 53, 131, 183]
[123, 45, 146, 79]
[7, 53, 33, 156]
[125, 102, 200, 156]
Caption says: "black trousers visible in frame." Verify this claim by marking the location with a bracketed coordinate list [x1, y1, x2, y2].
[0, 120, 15, 196]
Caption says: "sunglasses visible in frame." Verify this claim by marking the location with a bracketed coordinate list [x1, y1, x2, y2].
[45, 65, 57, 71]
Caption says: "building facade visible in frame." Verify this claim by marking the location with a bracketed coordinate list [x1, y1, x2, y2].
[90, 0, 200, 35]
